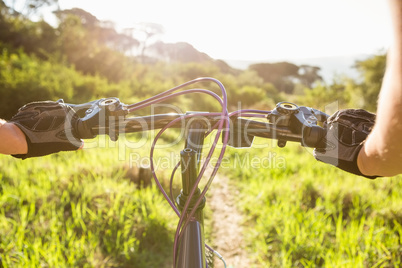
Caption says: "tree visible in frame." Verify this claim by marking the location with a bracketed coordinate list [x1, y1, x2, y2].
[133, 22, 164, 63]
[55, 8, 139, 54]
[249, 62, 300, 94]
[5, 0, 59, 16]
[101, 22, 139, 54]
[55, 8, 98, 28]
[249, 62, 323, 93]
[55, 8, 138, 82]
[297, 54, 387, 111]
[0, 2, 58, 57]
[298, 65, 322, 88]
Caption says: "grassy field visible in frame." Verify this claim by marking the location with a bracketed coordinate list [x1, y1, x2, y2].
[1, 135, 402, 267]
[224, 140, 402, 267]
[0, 138, 179, 267]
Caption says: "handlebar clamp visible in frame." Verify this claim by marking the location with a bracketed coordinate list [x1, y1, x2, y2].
[73, 98, 128, 141]
[268, 102, 328, 148]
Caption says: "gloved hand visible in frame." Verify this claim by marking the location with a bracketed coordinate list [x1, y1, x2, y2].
[313, 109, 378, 179]
[9, 100, 83, 159]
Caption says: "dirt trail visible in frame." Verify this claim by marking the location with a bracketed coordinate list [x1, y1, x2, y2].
[208, 174, 252, 268]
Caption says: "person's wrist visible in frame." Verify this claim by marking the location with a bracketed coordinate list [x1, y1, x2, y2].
[357, 146, 370, 175]
[357, 141, 381, 177]
[7, 122, 28, 154]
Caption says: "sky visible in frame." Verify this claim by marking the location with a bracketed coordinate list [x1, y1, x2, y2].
[50, 0, 392, 62]
[5, 0, 392, 62]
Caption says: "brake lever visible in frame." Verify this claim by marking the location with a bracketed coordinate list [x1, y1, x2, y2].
[267, 102, 328, 147]
[66, 98, 128, 141]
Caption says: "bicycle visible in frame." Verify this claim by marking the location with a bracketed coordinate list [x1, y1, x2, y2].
[68, 77, 328, 268]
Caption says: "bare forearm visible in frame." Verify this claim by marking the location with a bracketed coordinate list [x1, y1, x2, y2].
[358, 0, 402, 177]
[0, 119, 28, 155]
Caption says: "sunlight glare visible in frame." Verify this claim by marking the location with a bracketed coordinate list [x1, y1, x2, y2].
[58, 0, 391, 61]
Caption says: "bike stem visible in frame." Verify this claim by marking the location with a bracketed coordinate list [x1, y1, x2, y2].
[176, 120, 207, 268]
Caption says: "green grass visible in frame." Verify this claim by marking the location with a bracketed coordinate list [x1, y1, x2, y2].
[2, 135, 402, 267]
[0, 138, 178, 267]
[224, 139, 402, 267]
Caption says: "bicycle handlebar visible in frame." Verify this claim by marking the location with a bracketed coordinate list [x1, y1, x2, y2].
[68, 97, 328, 149]
[66, 78, 330, 268]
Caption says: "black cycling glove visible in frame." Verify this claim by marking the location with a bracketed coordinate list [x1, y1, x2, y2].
[313, 109, 378, 179]
[9, 100, 83, 159]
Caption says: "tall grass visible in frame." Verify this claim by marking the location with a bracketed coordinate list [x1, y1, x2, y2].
[0, 139, 178, 267]
[225, 140, 402, 267]
[2, 135, 402, 267]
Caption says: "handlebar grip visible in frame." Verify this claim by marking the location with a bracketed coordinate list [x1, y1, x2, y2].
[303, 125, 327, 148]
[75, 119, 97, 139]
[69, 98, 128, 141]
